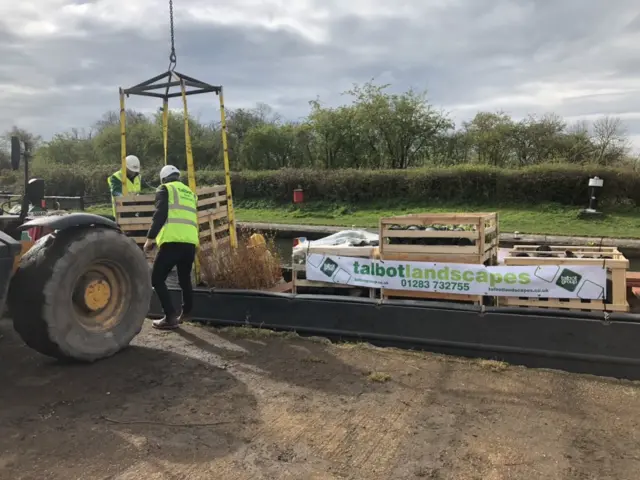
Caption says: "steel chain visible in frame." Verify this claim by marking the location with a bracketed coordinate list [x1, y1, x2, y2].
[168, 0, 177, 68]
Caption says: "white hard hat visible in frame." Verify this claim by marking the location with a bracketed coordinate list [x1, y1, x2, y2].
[125, 155, 140, 173]
[160, 164, 180, 182]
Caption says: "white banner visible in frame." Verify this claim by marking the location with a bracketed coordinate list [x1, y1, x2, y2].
[306, 254, 607, 299]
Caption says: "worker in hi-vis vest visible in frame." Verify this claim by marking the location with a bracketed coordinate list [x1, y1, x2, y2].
[144, 164, 199, 330]
[107, 155, 142, 217]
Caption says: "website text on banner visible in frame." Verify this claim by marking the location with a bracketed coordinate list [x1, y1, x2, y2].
[306, 255, 607, 299]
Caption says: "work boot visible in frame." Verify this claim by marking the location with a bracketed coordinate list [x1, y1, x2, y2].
[178, 311, 192, 324]
[152, 315, 180, 330]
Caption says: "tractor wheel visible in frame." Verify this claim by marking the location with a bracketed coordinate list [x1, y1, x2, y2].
[7, 227, 151, 362]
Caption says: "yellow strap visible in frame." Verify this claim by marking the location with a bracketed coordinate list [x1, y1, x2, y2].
[218, 87, 237, 248]
[162, 98, 169, 165]
[119, 89, 128, 196]
[179, 81, 200, 282]
[180, 79, 197, 194]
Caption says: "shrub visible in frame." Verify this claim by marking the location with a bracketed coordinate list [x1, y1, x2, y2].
[1, 164, 639, 207]
[198, 232, 283, 290]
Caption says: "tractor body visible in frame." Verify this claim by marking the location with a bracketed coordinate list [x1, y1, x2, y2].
[1, 137, 152, 362]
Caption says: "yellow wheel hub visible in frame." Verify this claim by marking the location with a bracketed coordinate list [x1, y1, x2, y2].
[83, 279, 112, 311]
[72, 263, 125, 332]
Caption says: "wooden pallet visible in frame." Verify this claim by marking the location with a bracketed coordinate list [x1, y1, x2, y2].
[379, 212, 499, 304]
[114, 185, 232, 254]
[500, 245, 629, 312]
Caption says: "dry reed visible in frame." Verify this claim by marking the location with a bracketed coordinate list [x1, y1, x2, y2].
[198, 232, 283, 290]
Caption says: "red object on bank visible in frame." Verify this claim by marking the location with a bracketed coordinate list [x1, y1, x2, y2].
[293, 188, 304, 204]
[27, 226, 53, 242]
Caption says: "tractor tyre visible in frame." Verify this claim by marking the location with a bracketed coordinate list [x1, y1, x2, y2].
[7, 227, 151, 362]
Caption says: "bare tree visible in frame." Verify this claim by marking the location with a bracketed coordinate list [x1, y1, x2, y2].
[591, 116, 629, 165]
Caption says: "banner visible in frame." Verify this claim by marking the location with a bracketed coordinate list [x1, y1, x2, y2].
[305, 254, 607, 299]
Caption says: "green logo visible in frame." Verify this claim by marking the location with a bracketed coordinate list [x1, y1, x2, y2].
[556, 268, 582, 292]
[320, 258, 339, 278]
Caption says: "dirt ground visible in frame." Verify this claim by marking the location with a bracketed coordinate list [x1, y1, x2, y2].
[1, 319, 640, 480]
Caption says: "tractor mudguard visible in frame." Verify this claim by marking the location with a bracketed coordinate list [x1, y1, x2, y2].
[0, 231, 21, 316]
[17, 213, 119, 232]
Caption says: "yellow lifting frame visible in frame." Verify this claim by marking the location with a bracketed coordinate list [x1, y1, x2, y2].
[117, 70, 239, 288]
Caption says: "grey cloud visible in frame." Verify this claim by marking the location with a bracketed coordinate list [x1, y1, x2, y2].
[0, 0, 639, 150]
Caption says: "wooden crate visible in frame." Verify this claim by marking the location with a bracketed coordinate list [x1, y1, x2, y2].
[499, 245, 629, 312]
[379, 212, 499, 304]
[114, 185, 232, 253]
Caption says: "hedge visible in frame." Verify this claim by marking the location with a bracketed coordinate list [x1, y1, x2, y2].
[1, 165, 638, 207]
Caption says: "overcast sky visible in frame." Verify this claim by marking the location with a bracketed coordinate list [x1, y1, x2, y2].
[2, 0, 640, 150]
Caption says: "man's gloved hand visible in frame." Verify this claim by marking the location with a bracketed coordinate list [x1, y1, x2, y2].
[143, 239, 154, 253]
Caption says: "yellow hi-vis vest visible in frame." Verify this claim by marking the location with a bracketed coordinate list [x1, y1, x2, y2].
[156, 181, 199, 247]
[108, 170, 141, 217]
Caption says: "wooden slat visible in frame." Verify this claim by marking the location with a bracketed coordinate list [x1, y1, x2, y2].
[504, 257, 629, 268]
[116, 204, 156, 213]
[381, 217, 478, 226]
[198, 209, 227, 221]
[198, 195, 227, 208]
[199, 224, 229, 238]
[511, 245, 620, 252]
[266, 281, 294, 293]
[198, 205, 227, 216]
[382, 289, 482, 303]
[382, 229, 480, 239]
[611, 267, 627, 307]
[123, 217, 228, 230]
[380, 213, 497, 225]
[294, 279, 355, 289]
[196, 185, 226, 195]
[306, 245, 379, 258]
[116, 193, 156, 203]
[626, 272, 640, 288]
[118, 216, 154, 225]
[381, 253, 486, 263]
[383, 244, 479, 254]
[119, 223, 152, 232]
[512, 253, 626, 260]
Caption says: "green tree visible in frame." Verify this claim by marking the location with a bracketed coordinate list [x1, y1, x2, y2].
[464, 112, 515, 167]
[10, 82, 635, 172]
[345, 82, 453, 169]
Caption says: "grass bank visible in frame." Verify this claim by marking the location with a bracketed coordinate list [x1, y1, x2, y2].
[87, 200, 640, 238]
[233, 201, 640, 238]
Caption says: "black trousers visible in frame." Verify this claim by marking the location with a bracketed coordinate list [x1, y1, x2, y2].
[151, 242, 196, 317]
